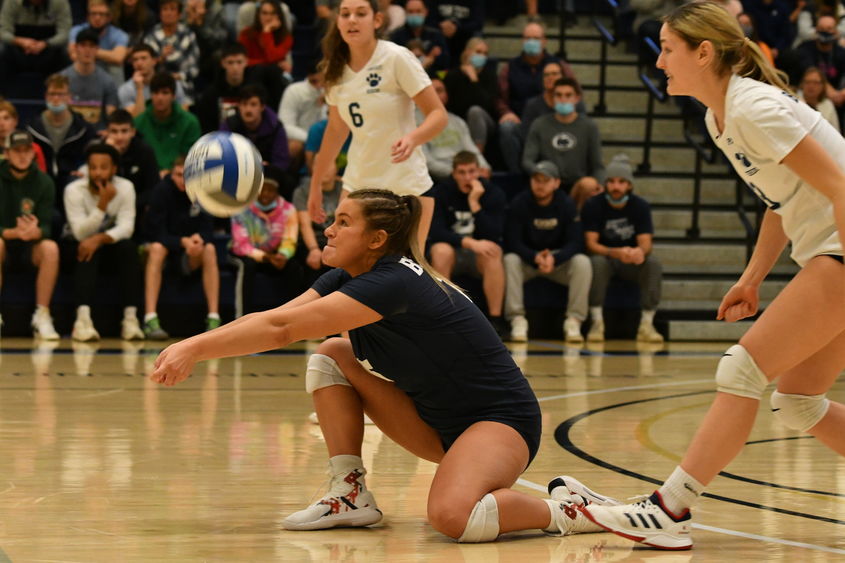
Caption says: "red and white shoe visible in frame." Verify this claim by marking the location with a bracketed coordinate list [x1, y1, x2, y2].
[580, 491, 693, 550]
[282, 468, 382, 531]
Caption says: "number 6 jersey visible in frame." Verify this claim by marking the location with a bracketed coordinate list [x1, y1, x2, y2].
[325, 40, 433, 196]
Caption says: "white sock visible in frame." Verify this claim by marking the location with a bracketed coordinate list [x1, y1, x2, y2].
[124, 306, 137, 319]
[590, 307, 603, 322]
[543, 499, 561, 533]
[36, 304, 50, 314]
[207, 312, 220, 320]
[658, 466, 704, 516]
[641, 309, 656, 326]
[328, 454, 366, 493]
[77, 305, 91, 320]
[144, 313, 157, 322]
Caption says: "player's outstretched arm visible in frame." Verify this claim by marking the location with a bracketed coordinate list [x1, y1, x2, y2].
[150, 292, 382, 386]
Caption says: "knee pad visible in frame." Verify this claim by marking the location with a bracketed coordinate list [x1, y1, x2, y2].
[305, 354, 350, 394]
[715, 344, 769, 400]
[457, 493, 499, 543]
[770, 391, 830, 432]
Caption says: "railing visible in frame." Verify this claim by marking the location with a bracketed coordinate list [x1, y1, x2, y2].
[589, 2, 620, 116]
[681, 116, 717, 240]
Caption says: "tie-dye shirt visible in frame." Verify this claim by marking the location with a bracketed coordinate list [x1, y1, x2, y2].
[230, 197, 298, 258]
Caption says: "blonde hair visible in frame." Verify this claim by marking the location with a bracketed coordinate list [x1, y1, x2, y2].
[664, 1, 789, 91]
[460, 37, 488, 66]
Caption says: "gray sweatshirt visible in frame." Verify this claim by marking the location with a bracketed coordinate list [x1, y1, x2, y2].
[522, 113, 605, 187]
[0, 0, 72, 47]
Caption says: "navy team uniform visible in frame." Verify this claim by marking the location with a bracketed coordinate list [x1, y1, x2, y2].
[312, 254, 542, 463]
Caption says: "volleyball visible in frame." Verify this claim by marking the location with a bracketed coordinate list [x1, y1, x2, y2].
[184, 132, 264, 217]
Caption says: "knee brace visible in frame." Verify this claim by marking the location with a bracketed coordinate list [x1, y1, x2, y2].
[305, 354, 350, 393]
[457, 493, 499, 543]
[715, 344, 769, 400]
[770, 391, 830, 432]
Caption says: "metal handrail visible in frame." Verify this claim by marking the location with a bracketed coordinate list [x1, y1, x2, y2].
[590, 17, 616, 116]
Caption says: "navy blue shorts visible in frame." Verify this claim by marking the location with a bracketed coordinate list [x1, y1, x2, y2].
[435, 410, 543, 468]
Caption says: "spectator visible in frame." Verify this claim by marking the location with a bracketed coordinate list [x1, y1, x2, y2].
[794, 15, 845, 106]
[60, 28, 119, 129]
[134, 72, 201, 174]
[426, 0, 484, 60]
[220, 84, 291, 196]
[27, 74, 97, 192]
[119, 44, 189, 118]
[504, 161, 591, 343]
[569, 175, 603, 213]
[422, 76, 490, 181]
[239, 0, 293, 71]
[443, 37, 499, 153]
[104, 109, 160, 239]
[389, 0, 450, 73]
[743, 0, 794, 59]
[737, 12, 775, 67]
[230, 176, 302, 315]
[522, 77, 605, 193]
[0, 130, 59, 339]
[0, 0, 72, 93]
[301, 117, 351, 179]
[798, 66, 840, 131]
[143, 156, 220, 339]
[0, 100, 47, 172]
[291, 161, 340, 284]
[429, 150, 507, 338]
[183, 0, 229, 83]
[143, 0, 200, 104]
[581, 154, 663, 343]
[277, 60, 326, 165]
[196, 43, 259, 133]
[69, 0, 129, 86]
[520, 60, 564, 138]
[111, 0, 154, 47]
[496, 22, 574, 174]
[63, 143, 143, 341]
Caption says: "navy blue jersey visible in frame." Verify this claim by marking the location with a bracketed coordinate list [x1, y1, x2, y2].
[312, 255, 541, 459]
[581, 193, 653, 248]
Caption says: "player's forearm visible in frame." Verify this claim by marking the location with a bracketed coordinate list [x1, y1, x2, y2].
[411, 106, 448, 147]
[738, 208, 788, 287]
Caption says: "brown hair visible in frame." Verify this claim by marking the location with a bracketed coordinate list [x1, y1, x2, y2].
[800, 67, 830, 102]
[347, 189, 460, 293]
[664, 2, 789, 90]
[44, 74, 70, 91]
[0, 100, 19, 121]
[452, 150, 478, 169]
[320, 0, 381, 90]
[250, 0, 289, 44]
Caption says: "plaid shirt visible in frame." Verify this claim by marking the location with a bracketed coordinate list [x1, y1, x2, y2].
[143, 23, 199, 102]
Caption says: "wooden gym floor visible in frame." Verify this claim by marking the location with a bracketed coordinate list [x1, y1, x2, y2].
[0, 337, 841, 561]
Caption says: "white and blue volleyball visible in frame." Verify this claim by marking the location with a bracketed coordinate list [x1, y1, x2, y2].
[184, 132, 264, 217]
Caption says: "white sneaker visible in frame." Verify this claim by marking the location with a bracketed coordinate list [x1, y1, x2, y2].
[546, 499, 605, 535]
[587, 318, 605, 342]
[581, 492, 693, 550]
[121, 316, 145, 340]
[548, 475, 620, 507]
[72, 315, 100, 342]
[282, 467, 382, 530]
[510, 315, 528, 342]
[564, 317, 584, 343]
[32, 308, 59, 340]
[637, 323, 664, 343]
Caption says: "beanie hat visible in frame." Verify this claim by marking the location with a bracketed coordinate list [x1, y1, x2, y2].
[605, 153, 634, 184]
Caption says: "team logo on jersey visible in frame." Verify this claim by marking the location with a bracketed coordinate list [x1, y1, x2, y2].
[552, 132, 577, 151]
[365, 72, 382, 93]
[734, 152, 759, 176]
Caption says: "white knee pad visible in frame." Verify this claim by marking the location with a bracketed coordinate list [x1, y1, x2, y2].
[770, 391, 830, 432]
[457, 493, 499, 543]
[714, 344, 769, 400]
[305, 354, 350, 393]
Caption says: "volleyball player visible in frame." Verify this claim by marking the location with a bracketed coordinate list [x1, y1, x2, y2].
[307, 0, 448, 244]
[150, 189, 617, 541]
[579, 2, 845, 550]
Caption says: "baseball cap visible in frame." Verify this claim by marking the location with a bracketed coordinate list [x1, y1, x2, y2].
[76, 28, 100, 46]
[7, 130, 33, 149]
[532, 160, 560, 179]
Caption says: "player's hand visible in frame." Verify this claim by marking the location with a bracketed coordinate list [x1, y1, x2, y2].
[391, 135, 416, 163]
[717, 283, 759, 323]
[306, 247, 323, 270]
[150, 341, 197, 386]
[307, 187, 326, 225]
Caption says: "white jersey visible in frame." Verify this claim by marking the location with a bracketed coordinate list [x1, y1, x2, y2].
[706, 74, 843, 266]
[325, 40, 432, 196]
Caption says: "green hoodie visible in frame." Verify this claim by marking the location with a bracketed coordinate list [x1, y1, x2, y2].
[0, 160, 56, 239]
[134, 101, 201, 170]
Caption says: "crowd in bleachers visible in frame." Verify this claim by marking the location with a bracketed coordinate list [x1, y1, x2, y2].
[5, 0, 830, 343]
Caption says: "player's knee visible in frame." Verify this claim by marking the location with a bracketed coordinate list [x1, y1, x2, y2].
[714, 344, 770, 399]
[431, 493, 497, 543]
[304, 353, 351, 393]
[770, 391, 830, 432]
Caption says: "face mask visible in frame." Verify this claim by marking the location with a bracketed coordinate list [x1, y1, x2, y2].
[818, 31, 837, 45]
[522, 38, 542, 56]
[605, 193, 629, 206]
[255, 199, 278, 212]
[406, 14, 424, 28]
[47, 102, 67, 113]
[469, 53, 487, 69]
[740, 25, 754, 39]
[554, 102, 574, 116]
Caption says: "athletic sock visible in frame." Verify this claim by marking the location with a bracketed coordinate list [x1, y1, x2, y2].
[590, 307, 603, 322]
[641, 309, 656, 326]
[124, 306, 137, 319]
[658, 466, 704, 516]
[144, 313, 157, 323]
[207, 312, 220, 320]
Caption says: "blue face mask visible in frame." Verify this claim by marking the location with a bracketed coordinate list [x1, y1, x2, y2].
[406, 14, 424, 28]
[554, 102, 575, 116]
[605, 193, 629, 206]
[469, 53, 487, 69]
[47, 102, 67, 113]
[523, 38, 542, 56]
[255, 199, 278, 212]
